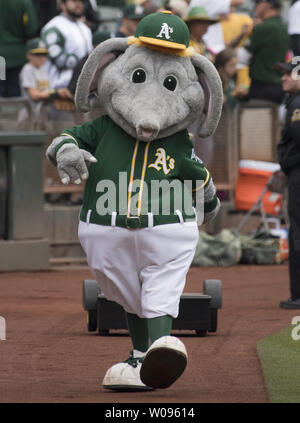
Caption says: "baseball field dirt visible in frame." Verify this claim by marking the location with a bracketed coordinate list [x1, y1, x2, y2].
[0, 264, 297, 403]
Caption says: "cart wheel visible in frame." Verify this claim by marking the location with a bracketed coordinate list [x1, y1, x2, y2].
[195, 329, 207, 337]
[87, 310, 98, 332]
[99, 329, 110, 336]
[203, 280, 222, 309]
[82, 280, 99, 311]
[208, 309, 218, 333]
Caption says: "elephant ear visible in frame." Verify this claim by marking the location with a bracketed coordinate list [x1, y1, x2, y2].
[191, 54, 223, 138]
[75, 38, 129, 112]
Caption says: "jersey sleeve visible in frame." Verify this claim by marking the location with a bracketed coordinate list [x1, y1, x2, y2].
[58, 116, 109, 155]
[42, 27, 80, 70]
[180, 142, 219, 216]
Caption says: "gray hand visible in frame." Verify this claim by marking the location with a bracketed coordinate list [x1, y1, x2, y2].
[56, 143, 97, 185]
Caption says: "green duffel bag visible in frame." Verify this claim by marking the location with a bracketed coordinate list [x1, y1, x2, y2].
[192, 229, 242, 267]
[240, 232, 280, 265]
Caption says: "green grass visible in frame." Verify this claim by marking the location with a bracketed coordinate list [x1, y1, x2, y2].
[257, 325, 300, 403]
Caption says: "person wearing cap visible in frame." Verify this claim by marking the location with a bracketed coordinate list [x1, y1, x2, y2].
[238, 0, 289, 104]
[20, 38, 73, 103]
[276, 59, 300, 309]
[113, 4, 146, 38]
[41, 0, 93, 89]
[188, 0, 245, 54]
[185, 6, 220, 56]
[0, 0, 39, 97]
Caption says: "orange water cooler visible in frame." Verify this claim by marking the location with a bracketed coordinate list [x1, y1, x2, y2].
[235, 160, 282, 215]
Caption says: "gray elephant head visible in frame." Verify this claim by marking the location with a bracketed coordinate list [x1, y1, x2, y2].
[75, 37, 223, 142]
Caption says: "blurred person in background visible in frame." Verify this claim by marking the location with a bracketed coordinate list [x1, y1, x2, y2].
[68, 31, 110, 96]
[188, 0, 244, 54]
[41, 0, 93, 89]
[221, 7, 253, 97]
[18, 37, 72, 129]
[215, 47, 247, 110]
[112, 3, 145, 37]
[0, 0, 39, 97]
[20, 38, 72, 103]
[288, 0, 300, 57]
[185, 6, 220, 58]
[276, 59, 300, 309]
[82, 0, 101, 32]
[238, 0, 289, 104]
[221, 7, 253, 49]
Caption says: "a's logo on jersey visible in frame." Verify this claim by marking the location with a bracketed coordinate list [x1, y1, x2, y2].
[157, 23, 174, 40]
[148, 148, 175, 175]
[291, 108, 300, 123]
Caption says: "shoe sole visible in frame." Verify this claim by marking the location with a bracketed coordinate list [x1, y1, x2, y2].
[103, 384, 154, 392]
[140, 346, 187, 389]
[279, 303, 300, 309]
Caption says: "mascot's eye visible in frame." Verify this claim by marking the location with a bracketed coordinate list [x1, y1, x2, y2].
[132, 69, 146, 83]
[163, 75, 177, 91]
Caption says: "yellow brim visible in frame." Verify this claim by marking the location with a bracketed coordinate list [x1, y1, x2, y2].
[28, 48, 49, 54]
[128, 36, 195, 57]
[138, 36, 186, 51]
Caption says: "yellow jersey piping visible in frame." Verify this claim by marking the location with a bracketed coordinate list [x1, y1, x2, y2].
[127, 140, 139, 217]
[137, 142, 150, 216]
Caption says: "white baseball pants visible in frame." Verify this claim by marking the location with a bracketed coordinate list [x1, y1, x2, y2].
[78, 221, 199, 319]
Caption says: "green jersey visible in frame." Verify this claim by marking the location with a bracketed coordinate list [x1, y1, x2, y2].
[57, 115, 218, 228]
[246, 16, 289, 85]
[0, 0, 38, 68]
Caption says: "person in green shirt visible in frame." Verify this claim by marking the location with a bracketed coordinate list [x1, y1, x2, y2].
[0, 0, 39, 97]
[240, 0, 289, 104]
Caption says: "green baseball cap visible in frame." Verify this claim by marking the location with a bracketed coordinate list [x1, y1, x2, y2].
[185, 7, 220, 24]
[26, 38, 48, 55]
[134, 10, 190, 51]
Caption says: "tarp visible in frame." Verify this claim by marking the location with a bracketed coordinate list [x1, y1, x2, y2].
[192, 229, 282, 267]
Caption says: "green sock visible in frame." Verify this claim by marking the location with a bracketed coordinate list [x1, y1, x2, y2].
[125, 312, 149, 353]
[147, 315, 173, 344]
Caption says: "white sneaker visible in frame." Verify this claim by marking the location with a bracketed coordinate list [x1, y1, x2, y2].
[140, 336, 187, 389]
[102, 350, 154, 391]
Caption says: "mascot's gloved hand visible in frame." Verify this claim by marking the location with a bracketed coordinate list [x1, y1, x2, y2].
[46, 136, 97, 185]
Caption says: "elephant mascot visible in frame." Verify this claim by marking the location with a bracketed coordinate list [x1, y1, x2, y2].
[46, 11, 223, 391]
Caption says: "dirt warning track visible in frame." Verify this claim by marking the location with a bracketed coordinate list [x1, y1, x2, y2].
[0, 264, 296, 403]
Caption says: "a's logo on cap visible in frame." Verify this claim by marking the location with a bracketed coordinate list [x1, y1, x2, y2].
[157, 23, 174, 40]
